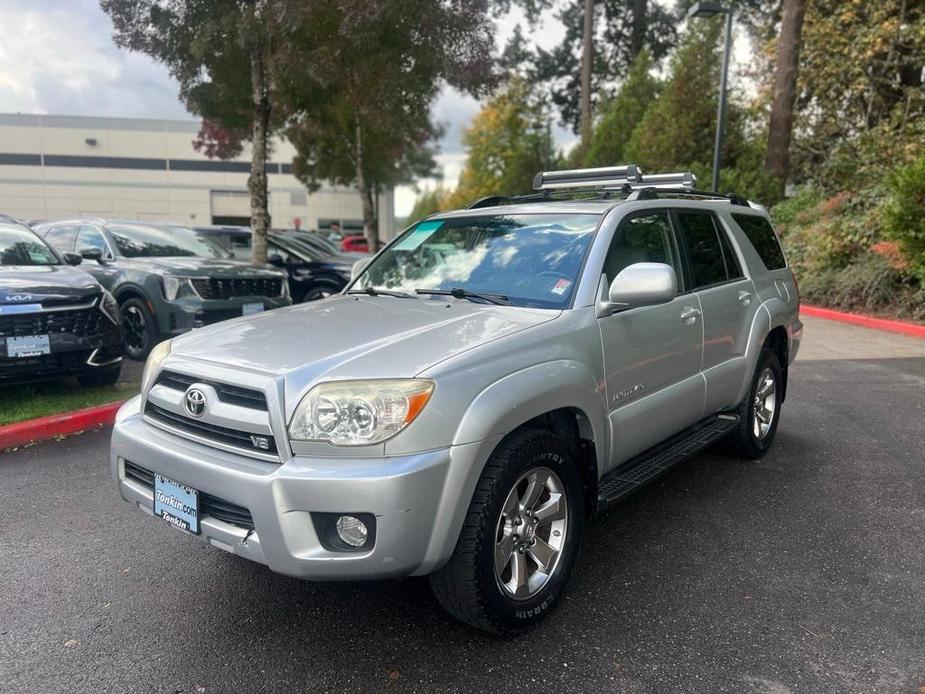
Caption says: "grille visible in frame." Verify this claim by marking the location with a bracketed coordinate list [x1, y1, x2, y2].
[0, 350, 92, 378]
[0, 306, 105, 339]
[155, 370, 267, 410]
[144, 402, 278, 456]
[191, 277, 282, 300]
[124, 461, 255, 531]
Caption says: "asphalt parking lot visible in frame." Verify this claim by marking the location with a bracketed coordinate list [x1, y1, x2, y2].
[1, 316, 923, 694]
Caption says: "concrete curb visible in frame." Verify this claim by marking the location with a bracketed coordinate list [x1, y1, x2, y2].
[802, 305, 925, 339]
[0, 400, 125, 451]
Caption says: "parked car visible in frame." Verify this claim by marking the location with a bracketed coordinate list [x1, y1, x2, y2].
[341, 233, 369, 253]
[110, 165, 801, 634]
[0, 219, 122, 386]
[281, 230, 370, 260]
[195, 226, 353, 302]
[37, 219, 291, 360]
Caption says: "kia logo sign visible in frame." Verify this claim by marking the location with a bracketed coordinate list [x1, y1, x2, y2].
[4, 294, 33, 302]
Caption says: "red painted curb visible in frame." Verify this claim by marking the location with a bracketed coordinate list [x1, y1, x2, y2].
[0, 400, 125, 451]
[801, 304, 925, 339]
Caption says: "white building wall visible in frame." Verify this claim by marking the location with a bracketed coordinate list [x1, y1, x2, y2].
[0, 114, 395, 239]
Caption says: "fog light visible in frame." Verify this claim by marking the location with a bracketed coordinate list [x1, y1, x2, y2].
[335, 515, 368, 547]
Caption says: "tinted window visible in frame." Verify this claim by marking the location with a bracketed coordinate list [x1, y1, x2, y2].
[355, 214, 600, 309]
[604, 211, 679, 281]
[716, 224, 744, 279]
[732, 213, 786, 270]
[677, 212, 729, 288]
[106, 224, 226, 258]
[43, 225, 78, 253]
[0, 225, 60, 266]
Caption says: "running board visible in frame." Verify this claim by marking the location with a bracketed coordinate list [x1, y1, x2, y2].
[598, 414, 740, 508]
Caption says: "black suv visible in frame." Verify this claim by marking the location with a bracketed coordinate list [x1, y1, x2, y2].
[38, 219, 291, 360]
[0, 219, 122, 386]
[195, 226, 355, 302]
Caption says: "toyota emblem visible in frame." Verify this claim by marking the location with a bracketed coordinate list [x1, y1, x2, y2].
[184, 387, 207, 418]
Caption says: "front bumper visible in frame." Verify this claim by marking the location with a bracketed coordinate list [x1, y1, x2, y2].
[111, 397, 494, 580]
[0, 324, 122, 385]
[158, 295, 292, 336]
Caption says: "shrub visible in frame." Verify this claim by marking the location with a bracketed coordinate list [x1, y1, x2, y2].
[883, 156, 925, 281]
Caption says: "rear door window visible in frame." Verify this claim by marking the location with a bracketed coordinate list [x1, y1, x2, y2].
[675, 211, 731, 288]
[731, 213, 786, 270]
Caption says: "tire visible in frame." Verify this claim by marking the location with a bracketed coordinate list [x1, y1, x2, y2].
[727, 347, 783, 459]
[78, 364, 121, 388]
[302, 283, 341, 302]
[120, 297, 157, 361]
[429, 429, 584, 635]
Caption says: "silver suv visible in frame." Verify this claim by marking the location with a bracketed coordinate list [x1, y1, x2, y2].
[111, 166, 802, 634]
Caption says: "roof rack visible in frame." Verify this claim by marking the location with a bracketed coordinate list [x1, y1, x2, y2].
[533, 164, 642, 191]
[466, 165, 751, 209]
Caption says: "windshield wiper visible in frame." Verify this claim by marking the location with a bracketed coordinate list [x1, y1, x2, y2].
[415, 288, 510, 305]
[347, 287, 415, 299]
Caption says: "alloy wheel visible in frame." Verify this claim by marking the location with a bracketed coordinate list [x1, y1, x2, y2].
[122, 305, 147, 354]
[494, 466, 568, 600]
[752, 367, 777, 440]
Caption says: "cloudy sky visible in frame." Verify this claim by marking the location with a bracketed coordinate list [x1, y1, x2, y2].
[0, 1, 744, 217]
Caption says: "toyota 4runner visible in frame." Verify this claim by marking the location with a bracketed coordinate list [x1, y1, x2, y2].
[111, 165, 802, 634]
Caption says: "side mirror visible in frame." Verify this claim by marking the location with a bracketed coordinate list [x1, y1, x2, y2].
[351, 259, 369, 280]
[63, 252, 83, 266]
[80, 248, 104, 263]
[603, 262, 677, 314]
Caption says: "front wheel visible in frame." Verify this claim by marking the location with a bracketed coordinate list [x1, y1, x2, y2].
[429, 430, 584, 635]
[302, 283, 341, 302]
[120, 298, 157, 361]
[727, 347, 783, 459]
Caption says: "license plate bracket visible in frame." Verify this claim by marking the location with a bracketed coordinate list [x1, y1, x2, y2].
[242, 302, 264, 316]
[153, 473, 200, 534]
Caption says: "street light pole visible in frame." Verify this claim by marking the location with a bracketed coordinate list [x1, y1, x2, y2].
[687, 2, 733, 192]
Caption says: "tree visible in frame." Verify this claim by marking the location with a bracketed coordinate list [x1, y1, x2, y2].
[283, 0, 496, 252]
[504, 0, 676, 133]
[407, 186, 449, 224]
[444, 78, 557, 209]
[584, 49, 658, 167]
[102, 0, 296, 264]
[792, 0, 925, 188]
[765, 0, 807, 197]
[579, 0, 594, 149]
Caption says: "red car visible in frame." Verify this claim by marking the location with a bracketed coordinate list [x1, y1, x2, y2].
[341, 233, 368, 253]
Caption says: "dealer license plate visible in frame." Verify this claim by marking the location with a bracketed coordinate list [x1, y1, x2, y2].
[6, 335, 51, 358]
[153, 473, 199, 534]
[242, 302, 264, 316]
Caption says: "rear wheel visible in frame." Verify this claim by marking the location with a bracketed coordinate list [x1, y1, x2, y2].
[120, 297, 157, 361]
[727, 347, 783, 459]
[429, 430, 584, 635]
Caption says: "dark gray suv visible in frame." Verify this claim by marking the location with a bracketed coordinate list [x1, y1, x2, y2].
[39, 219, 290, 360]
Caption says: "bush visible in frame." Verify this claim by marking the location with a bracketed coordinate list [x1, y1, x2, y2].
[883, 156, 925, 281]
[798, 252, 904, 314]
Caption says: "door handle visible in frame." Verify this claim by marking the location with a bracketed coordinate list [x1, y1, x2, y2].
[738, 290, 753, 305]
[680, 306, 701, 322]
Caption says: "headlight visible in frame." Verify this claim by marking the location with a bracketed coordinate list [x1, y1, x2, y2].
[99, 290, 119, 325]
[161, 276, 181, 301]
[289, 379, 435, 446]
[141, 338, 172, 393]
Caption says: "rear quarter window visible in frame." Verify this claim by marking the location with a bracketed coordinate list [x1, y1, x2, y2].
[732, 214, 786, 270]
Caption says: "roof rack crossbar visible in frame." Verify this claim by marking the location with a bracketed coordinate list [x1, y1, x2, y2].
[533, 164, 643, 191]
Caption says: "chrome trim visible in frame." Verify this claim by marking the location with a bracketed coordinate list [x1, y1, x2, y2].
[0, 299, 98, 315]
[86, 347, 123, 367]
[147, 383, 272, 434]
[142, 414, 281, 463]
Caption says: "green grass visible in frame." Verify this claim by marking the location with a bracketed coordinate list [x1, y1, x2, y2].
[0, 378, 140, 426]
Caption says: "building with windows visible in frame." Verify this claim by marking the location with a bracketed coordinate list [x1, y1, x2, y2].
[0, 113, 395, 238]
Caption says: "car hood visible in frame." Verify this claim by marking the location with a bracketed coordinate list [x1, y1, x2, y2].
[170, 294, 559, 398]
[0, 265, 101, 304]
[118, 257, 284, 279]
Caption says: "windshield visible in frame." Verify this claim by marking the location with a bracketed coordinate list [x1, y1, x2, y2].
[354, 213, 600, 309]
[272, 235, 320, 261]
[107, 224, 228, 258]
[0, 226, 60, 266]
[291, 232, 340, 256]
